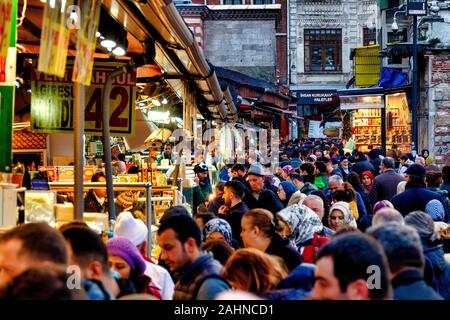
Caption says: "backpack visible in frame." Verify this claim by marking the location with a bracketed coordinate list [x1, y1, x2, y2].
[302, 232, 330, 263]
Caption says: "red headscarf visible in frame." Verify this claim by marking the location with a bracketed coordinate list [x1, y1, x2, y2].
[361, 171, 374, 192]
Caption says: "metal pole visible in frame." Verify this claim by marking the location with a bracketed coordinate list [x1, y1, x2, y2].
[102, 66, 128, 223]
[412, 15, 418, 154]
[73, 83, 85, 220]
[145, 183, 152, 258]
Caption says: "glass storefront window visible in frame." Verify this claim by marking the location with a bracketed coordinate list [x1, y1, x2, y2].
[385, 92, 412, 155]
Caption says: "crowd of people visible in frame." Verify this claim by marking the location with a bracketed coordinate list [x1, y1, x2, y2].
[0, 138, 449, 300]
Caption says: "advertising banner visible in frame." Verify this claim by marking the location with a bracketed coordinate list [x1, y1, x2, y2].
[72, 0, 101, 85]
[38, 0, 72, 77]
[308, 120, 342, 139]
[31, 62, 136, 136]
[0, 0, 12, 59]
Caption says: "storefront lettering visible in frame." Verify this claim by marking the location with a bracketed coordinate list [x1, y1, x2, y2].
[31, 63, 135, 135]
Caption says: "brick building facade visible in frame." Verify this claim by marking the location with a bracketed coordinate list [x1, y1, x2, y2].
[425, 52, 450, 166]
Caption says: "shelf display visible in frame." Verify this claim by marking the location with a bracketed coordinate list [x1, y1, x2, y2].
[352, 108, 382, 152]
[385, 93, 412, 155]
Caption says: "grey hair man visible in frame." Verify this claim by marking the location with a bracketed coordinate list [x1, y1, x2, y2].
[371, 208, 404, 227]
[328, 174, 368, 218]
[367, 223, 443, 300]
[303, 195, 334, 237]
[369, 157, 405, 204]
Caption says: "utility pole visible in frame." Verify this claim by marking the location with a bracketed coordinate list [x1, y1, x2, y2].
[412, 15, 418, 155]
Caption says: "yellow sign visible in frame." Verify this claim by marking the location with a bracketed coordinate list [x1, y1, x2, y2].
[72, 0, 101, 85]
[354, 45, 381, 87]
[38, 0, 72, 78]
[31, 62, 136, 136]
[0, 0, 13, 59]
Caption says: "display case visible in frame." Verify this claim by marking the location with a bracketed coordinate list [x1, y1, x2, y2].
[385, 93, 412, 155]
[352, 108, 382, 152]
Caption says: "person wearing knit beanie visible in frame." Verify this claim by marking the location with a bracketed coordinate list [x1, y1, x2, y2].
[425, 199, 445, 222]
[107, 237, 147, 278]
[114, 212, 148, 246]
[107, 237, 162, 299]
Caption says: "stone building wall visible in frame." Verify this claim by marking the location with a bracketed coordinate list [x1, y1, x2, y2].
[204, 19, 277, 82]
[430, 53, 450, 167]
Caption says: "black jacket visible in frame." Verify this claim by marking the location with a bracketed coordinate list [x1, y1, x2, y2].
[392, 269, 443, 300]
[351, 160, 375, 176]
[266, 234, 303, 272]
[222, 201, 249, 248]
[84, 190, 108, 213]
[391, 184, 444, 217]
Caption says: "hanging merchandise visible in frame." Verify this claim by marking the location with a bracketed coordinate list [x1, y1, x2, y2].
[72, 0, 102, 85]
[0, 0, 13, 60]
[38, 0, 73, 77]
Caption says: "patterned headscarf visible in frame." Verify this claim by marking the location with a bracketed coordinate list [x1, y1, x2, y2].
[329, 201, 357, 229]
[203, 218, 233, 245]
[276, 204, 323, 247]
[425, 199, 445, 222]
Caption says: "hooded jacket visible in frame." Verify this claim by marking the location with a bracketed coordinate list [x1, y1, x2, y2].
[423, 244, 450, 300]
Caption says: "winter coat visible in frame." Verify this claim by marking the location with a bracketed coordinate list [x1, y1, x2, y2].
[427, 187, 450, 222]
[300, 182, 319, 195]
[369, 170, 405, 204]
[423, 244, 450, 300]
[84, 190, 108, 213]
[266, 234, 303, 272]
[265, 263, 315, 300]
[441, 183, 450, 196]
[174, 253, 229, 300]
[257, 189, 285, 215]
[351, 160, 375, 176]
[391, 184, 444, 217]
[392, 269, 443, 300]
[370, 157, 382, 176]
[223, 201, 249, 248]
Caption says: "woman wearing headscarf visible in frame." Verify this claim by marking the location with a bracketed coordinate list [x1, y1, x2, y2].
[328, 201, 357, 231]
[276, 204, 329, 263]
[240, 209, 302, 271]
[277, 181, 299, 208]
[203, 218, 233, 247]
[405, 211, 450, 300]
[361, 170, 374, 192]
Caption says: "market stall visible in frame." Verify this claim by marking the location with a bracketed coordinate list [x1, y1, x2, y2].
[338, 87, 412, 154]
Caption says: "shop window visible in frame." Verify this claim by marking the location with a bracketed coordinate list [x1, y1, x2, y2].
[385, 92, 412, 155]
[222, 0, 243, 4]
[363, 28, 377, 46]
[304, 29, 342, 73]
[252, 0, 274, 4]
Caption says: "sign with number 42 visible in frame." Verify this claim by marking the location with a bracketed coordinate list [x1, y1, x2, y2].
[31, 62, 136, 136]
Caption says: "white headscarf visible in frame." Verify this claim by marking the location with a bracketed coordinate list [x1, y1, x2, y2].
[329, 201, 357, 229]
[277, 204, 324, 248]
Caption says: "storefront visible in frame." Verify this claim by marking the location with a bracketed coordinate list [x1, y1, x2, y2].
[338, 87, 412, 154]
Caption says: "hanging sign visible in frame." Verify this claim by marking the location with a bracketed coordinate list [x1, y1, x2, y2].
[0, 0, 12, 59]
[407, 0, 428, 16]
[31, 62, 136, 136]
[72, 0, 101, 85]
[38, 0, 73, 78]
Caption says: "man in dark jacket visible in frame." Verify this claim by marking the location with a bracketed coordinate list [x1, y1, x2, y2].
[351, 152, 375, 176]
[368, 223, 443, 300]
[245, 162, 284, 214]
[440, 165, 450, 196]
[391, 164, 444, 217]
[84, 172, 108, 213]
[157, 215, 230, 300]
[369, 157, 405, 204]
[368, 149, 383, 176]
[218, 180, 249, 247]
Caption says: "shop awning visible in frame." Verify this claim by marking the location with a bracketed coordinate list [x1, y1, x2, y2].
[105, 0, 236, 121]
[337, 86, 412, 110]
